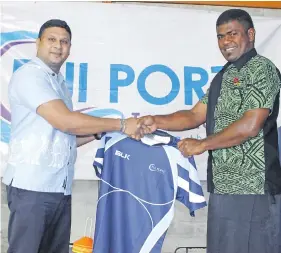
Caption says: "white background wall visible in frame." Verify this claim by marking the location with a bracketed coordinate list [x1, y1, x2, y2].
[1, 3, 281, 253]
[1, 2, 280, 181]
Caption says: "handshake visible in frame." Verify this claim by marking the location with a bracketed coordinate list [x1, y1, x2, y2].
[122, 116, 157, 140]
[121, 115, 207, 157]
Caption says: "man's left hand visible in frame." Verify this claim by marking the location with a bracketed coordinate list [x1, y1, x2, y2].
[177, 138, 206, 157]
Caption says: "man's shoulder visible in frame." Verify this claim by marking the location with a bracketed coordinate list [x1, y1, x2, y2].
[247, 54, 281, 89]
[12, 59, 46, 79]
[250, 54, 278, 71]
[10, 60, 50, 90]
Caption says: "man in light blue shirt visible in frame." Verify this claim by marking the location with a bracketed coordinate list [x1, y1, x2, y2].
[2, 19, 142, 253]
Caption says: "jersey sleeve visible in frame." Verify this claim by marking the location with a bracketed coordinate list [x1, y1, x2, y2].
[93, 134, 106, 178]
[176, 156, 207, 216]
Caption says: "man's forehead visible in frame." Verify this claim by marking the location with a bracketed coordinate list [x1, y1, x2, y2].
[42, 27, 70, 38]
[216, 20, 244, 33]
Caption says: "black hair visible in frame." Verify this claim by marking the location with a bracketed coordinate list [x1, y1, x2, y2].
[216, 9, 254, 31]
[38, 19, 72, 40]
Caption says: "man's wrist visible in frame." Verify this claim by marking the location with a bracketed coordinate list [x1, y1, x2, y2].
[93, 133, 102, 140]
[200, 139, 208, 152]
[120, 118, 126, 133]
[152, 115, 158, 129]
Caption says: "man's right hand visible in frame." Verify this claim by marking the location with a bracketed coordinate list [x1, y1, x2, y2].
[123, 116, 158, 140]
[137, 116, 157, 134]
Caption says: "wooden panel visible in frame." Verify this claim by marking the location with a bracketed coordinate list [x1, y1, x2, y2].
[104, 1, 281, 9]
[172, 1, 281, 9]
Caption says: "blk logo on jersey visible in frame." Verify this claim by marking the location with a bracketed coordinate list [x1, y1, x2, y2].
[115, 150, 130, 160]
[149, 164, 164, 174]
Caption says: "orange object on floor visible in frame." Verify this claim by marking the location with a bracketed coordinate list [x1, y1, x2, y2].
[72, 236, 93, 253]
[72, 217, 94, 253]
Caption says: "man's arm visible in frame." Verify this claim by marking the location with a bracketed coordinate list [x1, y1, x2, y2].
[202, 108, 269, 150]
[201, 62, 280, 151]
[178, 108, 270, 157]
[37, 99, 139, 136]
[11, 68, 141, 137]
[138, 101, 207, 133]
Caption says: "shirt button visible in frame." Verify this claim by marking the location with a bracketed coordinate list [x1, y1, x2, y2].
[70, 146, 72, 150]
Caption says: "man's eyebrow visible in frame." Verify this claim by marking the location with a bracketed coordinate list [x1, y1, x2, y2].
[226, 29, 237, 34]
[217, 33, 224, 38]
[217, 29, 237, 37]
[45, 33, 70, 40]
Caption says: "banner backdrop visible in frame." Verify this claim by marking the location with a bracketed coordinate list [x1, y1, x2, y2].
[1, 2, 281, 180]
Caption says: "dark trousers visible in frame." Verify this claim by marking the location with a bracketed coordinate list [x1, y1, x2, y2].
[207, 193, 281, 253]
[6, 185, 71, 253]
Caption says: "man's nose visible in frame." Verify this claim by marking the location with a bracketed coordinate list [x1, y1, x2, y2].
[222, 36, 232, 46]
[54, 40, 62, 49]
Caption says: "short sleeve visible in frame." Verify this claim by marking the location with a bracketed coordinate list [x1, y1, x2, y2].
[11, 65, 61, 112]
[242, 62, 281, 113]
[93, 134, 106, 178]
[176, 158, 207, 216]
[200, 88, 209, 105]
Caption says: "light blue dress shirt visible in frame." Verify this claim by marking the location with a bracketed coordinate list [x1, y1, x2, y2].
[2, 57, 77, 195]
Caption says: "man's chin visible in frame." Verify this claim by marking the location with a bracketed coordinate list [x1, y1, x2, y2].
[223, 53, 239, 62]
[49, 59, 63, 66]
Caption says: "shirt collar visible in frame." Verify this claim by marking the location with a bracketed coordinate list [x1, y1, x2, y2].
[32, 57, 63, 81]
[231, 48, 257, 70]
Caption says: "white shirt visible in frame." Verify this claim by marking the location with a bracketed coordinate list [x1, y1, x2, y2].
[2, 57, 77, 195]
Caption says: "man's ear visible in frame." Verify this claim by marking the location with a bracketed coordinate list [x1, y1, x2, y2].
[248, 28, 255, 43]
[36, 38, 40, 50]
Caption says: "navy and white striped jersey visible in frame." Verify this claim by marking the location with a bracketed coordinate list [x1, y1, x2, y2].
[93, 131, 207, 253]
